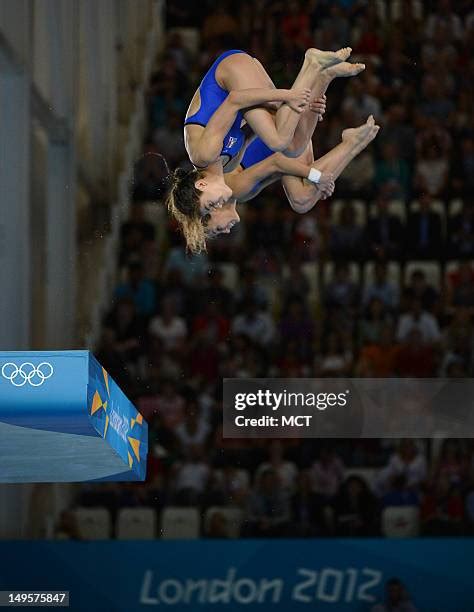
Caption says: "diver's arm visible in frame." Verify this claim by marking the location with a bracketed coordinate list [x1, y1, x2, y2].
[186, 89, 309, 167]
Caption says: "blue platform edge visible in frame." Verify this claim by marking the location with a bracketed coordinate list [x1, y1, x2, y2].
[0, 351, 148, 482]
[87, 352, 148, 481]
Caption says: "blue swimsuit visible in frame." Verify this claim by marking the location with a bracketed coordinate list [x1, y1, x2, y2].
[240, 137, 274, 194]
[240, 137, 273, 170]
[184, 49, 247, 168]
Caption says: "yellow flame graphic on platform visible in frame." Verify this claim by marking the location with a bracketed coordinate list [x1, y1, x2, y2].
[90, 367, 144, 469]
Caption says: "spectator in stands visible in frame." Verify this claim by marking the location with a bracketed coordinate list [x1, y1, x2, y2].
[415, 118, 451, 164]
[424, 0, 464, 41]
[164, 245, 209, 286]
[174, 397, 210, 454]
[256, 441, 298, 494]
[104, 297, 146, 363]
[357, 323, 400, 378]
[374, 143, 411, 201]
[451, 136, 474, 197]
[353, 7, 384, 58]
[192, 299, 230, 344]
[396, 329, 436, 377]
[446, 261, 474, 309]
[406, 193, 443, 259]
[315, 331, 353, 377]
[289, 470, 325, 537]
[324, 262, 359, 310]
[396, 297, 441, 344]
[329, 202, 365, 260]
[363, 262, 399, 310]
[149, 296, 187, 351]
[448, 199, 474, 258]
[376, 440, 427, 497]
[441, 308, 474, 375]
[236, 267, 269, 310]
[250, 201, 285, 254]
[379, 103, 416, 163]
[115, 261, 156, 317]
[401, 269, 440, 313]
[381, 473, 420, 509]
[337, 143, 375, 199]
[200, 268, 234, 315]
[173, 444, 211, 505]
[342, 79, 381, 127]
[432, 440, 468, 488]
[414, 140, 450, 198]
[120, 203, 156, 266]
[420, 474, 464, 535]
[188, 328, 221, 383]
[201, 4, 239, 47]
[147, 66, 188, 132]
[164, 31, 193, 73]
[419, 74, 455, 122]
[279, 297, 314, 361]
[232, 299, 275, 348]
[276, 339, 309, 377]
[159, 268, 191, 317]
[312, 4, 350, 50]
[359, 297, 393, 348]
[292, 211, 323, 261]
[281, 257, 311, 303]
[137, 379, 185, 428]
[333, 476, 379, 537]
[310, 446, 345, 502]
[244, 468, 291, 537]
[153, 111, 186, 169]
[280, 0, 313, 50]
[366, 191, 404, 260]
[371, 578, 419, 612]
[209, 461, 249, 507]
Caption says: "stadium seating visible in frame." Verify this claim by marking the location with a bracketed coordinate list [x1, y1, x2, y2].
[344, 468, 378, 491]
[404, 261, 442, 289]
[369, 199, 406, 222]
[330, 199, 367, 226]
[74, 507, 111, 540]
[363, 261, 401, 290]
[204, 506, 244, 538]
[116, 507, 157, 540]
[160, 507, 200, 539]
[381, 505, 420, 538]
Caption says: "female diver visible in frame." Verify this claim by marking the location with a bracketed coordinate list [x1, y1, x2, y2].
[169, 115, 380, 250]
[180, 47, 364, 210]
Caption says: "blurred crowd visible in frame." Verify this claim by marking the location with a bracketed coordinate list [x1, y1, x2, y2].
[71, 0, 474, 539]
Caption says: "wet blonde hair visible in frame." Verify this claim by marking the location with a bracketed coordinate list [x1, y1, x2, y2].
[166, 167, 210, 253]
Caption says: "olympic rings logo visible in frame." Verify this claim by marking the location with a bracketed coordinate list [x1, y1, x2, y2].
[1, 362, 54, 387]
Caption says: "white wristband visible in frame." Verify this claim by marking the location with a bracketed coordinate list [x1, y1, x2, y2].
[307, 168, 322, 184]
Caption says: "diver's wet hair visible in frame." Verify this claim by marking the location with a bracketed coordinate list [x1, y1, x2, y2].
[165, 167, 209, 254]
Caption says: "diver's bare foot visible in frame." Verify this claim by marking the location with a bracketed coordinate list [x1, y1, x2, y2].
[342, 115, 380, 150]
[305, 47, 352, 70]
[324, 61, 365, 80]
